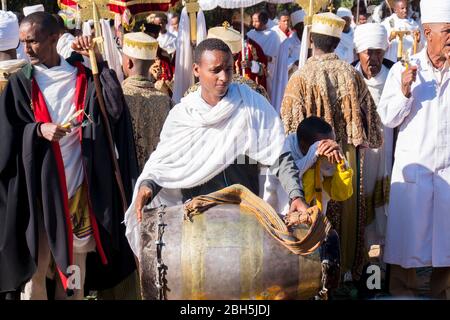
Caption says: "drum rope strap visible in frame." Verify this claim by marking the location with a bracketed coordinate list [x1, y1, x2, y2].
[183, 184, 332, 256]
[154, 205, 168, 300]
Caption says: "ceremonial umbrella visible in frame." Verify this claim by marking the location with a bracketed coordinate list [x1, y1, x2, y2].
[59, 0, 179, 22]
[198, 0, 294, 76]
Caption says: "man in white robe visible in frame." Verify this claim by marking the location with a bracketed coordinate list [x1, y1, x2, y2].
[353, 22, 393, 264]
[266, 2, 278, 29]
[124, 38, 309, 258]
[335, 7, 356, 64]
[247, 10, 281, 102]
[378, 0, 450, 299]
[271, 11, 291, 44]
[153, 12, 177, 56]
[381, 0, 423, 63]
[272, 9, 305, 114]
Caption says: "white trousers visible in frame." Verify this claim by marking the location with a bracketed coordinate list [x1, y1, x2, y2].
[21, 213, 94, 300]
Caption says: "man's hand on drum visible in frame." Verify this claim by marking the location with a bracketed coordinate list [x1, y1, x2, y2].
[289, 197, 309, 215]
[135, 185, 153, 223]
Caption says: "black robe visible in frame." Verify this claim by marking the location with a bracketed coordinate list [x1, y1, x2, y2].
[0, 55, 139, 294]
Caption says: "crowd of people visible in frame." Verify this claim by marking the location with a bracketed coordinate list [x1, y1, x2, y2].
[0, 0, 449, 300]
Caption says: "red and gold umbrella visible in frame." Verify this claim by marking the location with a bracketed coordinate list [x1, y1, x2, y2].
[108, 0, 179, 17]
[58, 0, 179, 21]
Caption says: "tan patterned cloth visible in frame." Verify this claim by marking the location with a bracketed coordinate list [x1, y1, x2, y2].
[281, 53, 383, 281]
[122, 76, 172, 171]
[281, 53, 382, 149]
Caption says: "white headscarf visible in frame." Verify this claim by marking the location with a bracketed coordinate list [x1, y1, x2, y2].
[337, 7, 353, 19]
[23, 4, 44, 17]
[354, 23, 388, 53]
[420, 0, 450, 24]
[0, 11, 19, 51]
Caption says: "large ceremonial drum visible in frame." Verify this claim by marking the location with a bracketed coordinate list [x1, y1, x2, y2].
[140, 203, 325, 300]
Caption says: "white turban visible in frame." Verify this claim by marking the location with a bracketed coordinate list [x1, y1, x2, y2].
[0, 11, 19, 51]
[23, 4, 45, 17]
[290, 9, 305, 27]
[420, 0, 450, 24]
[336, 7, 353, 19]
[354, 23, 388, 53]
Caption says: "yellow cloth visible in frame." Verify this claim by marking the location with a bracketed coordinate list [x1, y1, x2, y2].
[69, 183, 92, 239]
[303, 160, 354, 206]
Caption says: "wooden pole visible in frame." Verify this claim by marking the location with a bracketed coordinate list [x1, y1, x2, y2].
[356, 0, 360, 25]
[186, 0, 200, 45]
[241, 6, 245, 77]
[89, 2, 128, 213]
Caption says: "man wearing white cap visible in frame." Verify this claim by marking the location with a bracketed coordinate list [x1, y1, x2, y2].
[381, 0, 423, 63]
[0, 10, 26, 93]
[282, 12, 383, 283]
[121, 32, 172, 171]
[335, 7, 356, 64]
[23, 4, 44, 17]
[378, 0, 450, 299]
[352, 22, 394, 266]
[272, 9, 305, 114]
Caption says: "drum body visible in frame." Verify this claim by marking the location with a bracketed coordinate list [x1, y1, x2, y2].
[140, 204, 323, 300]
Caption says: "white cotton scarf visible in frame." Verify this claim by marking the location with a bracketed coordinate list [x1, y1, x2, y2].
[273, 34, 301, 113]
[34, 57, 83, 200]
[172, 7, 207, 103]
[0, 59, 27, 80]
[124, 83, 285, 257]
[56, 32, 75, 59]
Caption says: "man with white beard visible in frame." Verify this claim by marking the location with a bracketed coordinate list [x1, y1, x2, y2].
[352, 22, 394, 265]
[378, 0, 450, 299]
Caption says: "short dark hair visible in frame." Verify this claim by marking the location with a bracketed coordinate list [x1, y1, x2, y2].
[277, 10, 290, 20]
[154, 12, 168, 24]
[194, 38, 232, 64]
[21, 12, 59, 37]
[296, 116, 333, 149]
[311, 33, 340, 53]
[252, 11, 269, 25]
[133, 23, 161, 38]
[52, 14, 65, 33]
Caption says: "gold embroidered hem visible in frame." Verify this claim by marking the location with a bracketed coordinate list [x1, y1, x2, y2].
[69, 183, 93, 239]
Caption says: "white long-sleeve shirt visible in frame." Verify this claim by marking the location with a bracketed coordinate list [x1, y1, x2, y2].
[378, 48, 450, 268]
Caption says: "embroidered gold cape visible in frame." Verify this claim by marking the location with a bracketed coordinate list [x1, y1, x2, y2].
[122, 76, 172, 171]
[281, 53, 382, 149]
